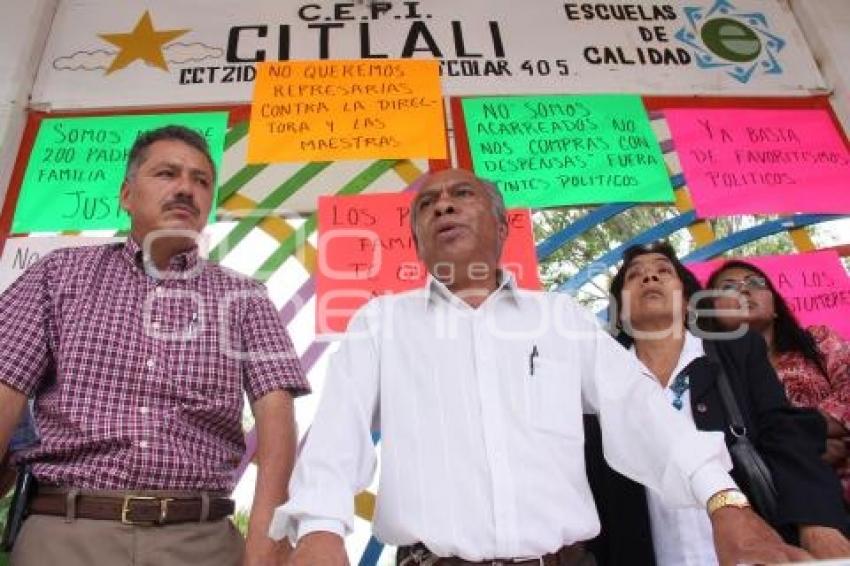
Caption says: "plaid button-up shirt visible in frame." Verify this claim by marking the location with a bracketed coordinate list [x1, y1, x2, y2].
[0, 238, 308, 491]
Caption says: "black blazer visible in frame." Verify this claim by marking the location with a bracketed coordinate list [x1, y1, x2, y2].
[584, 331, 848, 566]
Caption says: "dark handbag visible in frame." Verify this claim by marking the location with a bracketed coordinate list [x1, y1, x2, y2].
[1, 464, 35, 551]
[703, 340, 779, 523]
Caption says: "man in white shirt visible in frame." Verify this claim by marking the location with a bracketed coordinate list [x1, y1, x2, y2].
[271, 168, 811, 565]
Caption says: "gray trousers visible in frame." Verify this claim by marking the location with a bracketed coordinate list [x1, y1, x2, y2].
[11, 514, 244, 566]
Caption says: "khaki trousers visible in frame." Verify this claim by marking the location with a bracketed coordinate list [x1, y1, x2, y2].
[10, 514, 244, 566]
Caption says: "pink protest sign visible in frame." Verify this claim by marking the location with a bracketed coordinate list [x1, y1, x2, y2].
[666, 108, 850, 217]
[316, 191, 541, 334]
[686, 250, 850, 340]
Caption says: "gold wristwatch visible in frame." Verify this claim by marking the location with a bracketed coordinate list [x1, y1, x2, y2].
[707, 489, 751, 516]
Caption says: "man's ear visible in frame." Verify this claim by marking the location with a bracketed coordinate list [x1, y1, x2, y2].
[411, 228, 423, 258]
[119, 181, 131, 213]
[498, 218, 509, 243]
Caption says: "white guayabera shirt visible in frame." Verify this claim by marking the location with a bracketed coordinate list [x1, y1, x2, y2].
[271, 274, 736, 561]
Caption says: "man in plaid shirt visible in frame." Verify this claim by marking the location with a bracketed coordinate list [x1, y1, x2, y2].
[0, 125, 309, 565]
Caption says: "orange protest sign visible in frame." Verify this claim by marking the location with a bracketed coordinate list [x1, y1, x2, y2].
[248, 59, 447, 163]
[316, 191, 540, 334]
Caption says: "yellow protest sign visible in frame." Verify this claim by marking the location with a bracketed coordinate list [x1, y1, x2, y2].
[247, 59, 446, 163]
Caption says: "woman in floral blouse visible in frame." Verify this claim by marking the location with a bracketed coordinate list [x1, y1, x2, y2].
[707, 260, 850, 505]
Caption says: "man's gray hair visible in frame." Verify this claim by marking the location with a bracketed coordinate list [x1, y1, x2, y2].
[478, 179, 508, 227]
[410, 175, 508, 242]
[123, 125, 216, 184]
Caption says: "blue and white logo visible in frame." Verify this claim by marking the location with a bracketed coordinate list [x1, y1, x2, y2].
[676, 0, 786, 83]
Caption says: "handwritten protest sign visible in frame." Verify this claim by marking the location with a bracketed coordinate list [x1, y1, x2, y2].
[666, 108, 850, 217]
[247, 59, 446, 163]
[0, 236, 123, 293]
[462, 94, 672, 208]
[687, 250, 850, 340]
[316, 191, 540, 333]
[12, 112, 227, 233]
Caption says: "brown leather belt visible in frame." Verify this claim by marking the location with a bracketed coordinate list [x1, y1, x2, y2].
[28, 490, 234, 526]
[398, 542, 591, 566]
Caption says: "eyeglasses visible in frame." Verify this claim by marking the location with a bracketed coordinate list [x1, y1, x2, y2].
[716, 275, 768, 292]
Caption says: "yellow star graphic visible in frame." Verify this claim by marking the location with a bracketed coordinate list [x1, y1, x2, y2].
[98, 11, 189, 75]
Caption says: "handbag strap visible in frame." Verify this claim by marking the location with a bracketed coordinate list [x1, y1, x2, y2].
[702, 340, 748, 437]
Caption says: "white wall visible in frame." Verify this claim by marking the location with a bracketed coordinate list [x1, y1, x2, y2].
[0, 0, 59, 211]
[790, 0, 850, 134]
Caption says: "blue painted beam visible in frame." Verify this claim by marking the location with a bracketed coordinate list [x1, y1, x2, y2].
[682, 214, 846, 263]
[535, 175, 685, 262]
[558, 211, 697, 293]
[670, 173, 686, 190]
[358, 536, 385, 566]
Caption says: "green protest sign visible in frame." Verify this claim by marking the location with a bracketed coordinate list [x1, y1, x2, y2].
[12, 112, 228, 233]
[462, 95, 673, 208]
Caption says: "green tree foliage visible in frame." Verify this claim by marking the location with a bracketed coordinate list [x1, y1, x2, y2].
[534, 205, 798, 310]
[534, 205, 680, 293]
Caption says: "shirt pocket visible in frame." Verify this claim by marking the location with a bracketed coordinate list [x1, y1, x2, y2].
[528, 357, 582, 439]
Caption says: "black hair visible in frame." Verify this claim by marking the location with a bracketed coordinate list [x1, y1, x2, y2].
[609, 241, 703, 345]
[705, 260, 827, 376]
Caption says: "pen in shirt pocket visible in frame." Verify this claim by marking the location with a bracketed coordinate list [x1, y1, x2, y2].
[528, 345, 539, 376]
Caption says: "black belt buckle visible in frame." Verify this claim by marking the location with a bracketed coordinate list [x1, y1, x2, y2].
[399, 543, 440, 565]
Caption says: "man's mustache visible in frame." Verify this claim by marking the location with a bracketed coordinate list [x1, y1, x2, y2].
[162, 197, 200, 215]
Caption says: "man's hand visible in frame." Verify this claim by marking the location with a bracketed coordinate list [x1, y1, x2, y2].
[711, 506, 812, 566]
[800, 525, 850, 559]
[0, 382, 28, 464]
[289, 532, 349, 566]
[243, 536, 292, 566]
[244, 391, 297, 566]
[824, 438, 848, 466]
[821, 410, 847, 439]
